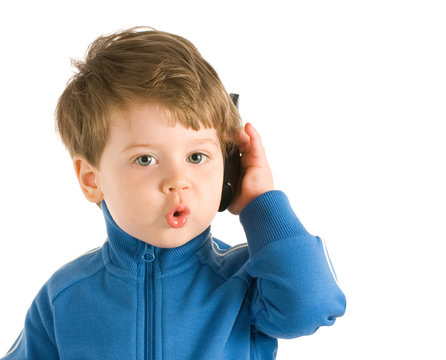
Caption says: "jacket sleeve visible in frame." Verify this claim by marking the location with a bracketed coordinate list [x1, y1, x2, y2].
[240, 190, 346, 339]
[1, 284, 59, 360]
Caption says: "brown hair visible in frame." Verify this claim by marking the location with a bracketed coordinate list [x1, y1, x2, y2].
[56, 26, 242, 169]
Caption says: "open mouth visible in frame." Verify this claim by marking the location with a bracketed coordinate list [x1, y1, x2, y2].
[166, 205, 190, 228]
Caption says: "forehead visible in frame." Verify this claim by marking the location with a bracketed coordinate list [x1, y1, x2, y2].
[110, 101, 172, 127]
[108, 102, 219, 147]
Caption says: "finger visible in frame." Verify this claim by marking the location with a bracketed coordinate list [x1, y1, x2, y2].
[233, 125, 250, 153]
[244, 123, 266, 160]
[244, 123, 263, 148]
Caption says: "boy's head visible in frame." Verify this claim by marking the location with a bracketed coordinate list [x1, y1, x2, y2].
[55, 27, 242, 248]
[56, 27, 241, 168]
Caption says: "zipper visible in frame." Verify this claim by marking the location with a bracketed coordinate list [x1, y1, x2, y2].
[144, 246, 155, 360]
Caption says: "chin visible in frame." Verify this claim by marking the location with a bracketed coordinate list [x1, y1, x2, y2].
[152, 230, 195, 249]
[156, 238, 187, 249]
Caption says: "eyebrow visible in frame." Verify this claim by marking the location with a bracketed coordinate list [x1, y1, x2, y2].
[121, 138, 219, 153]
[190, 138, 220, 148]
[121, 143, 158, 153]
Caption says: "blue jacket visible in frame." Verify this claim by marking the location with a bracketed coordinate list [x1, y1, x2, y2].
[2, 191, 346, 359]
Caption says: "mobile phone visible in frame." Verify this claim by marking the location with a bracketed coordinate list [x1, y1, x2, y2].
[218, 93, 242, 212]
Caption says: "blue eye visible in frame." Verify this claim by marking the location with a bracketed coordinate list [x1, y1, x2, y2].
[136, 155, 157, 167]
[188, 153, 208, 164]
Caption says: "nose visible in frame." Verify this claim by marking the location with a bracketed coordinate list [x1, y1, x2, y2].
[161, 168, 191, 194]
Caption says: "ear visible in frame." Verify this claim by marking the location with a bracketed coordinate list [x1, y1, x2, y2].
[72, 156, 104, 203]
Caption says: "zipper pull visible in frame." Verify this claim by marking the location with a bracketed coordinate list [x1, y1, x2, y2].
[143, 244, 155, 263]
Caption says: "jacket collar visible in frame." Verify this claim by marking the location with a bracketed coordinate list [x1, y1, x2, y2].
[101, 200, 211, 276]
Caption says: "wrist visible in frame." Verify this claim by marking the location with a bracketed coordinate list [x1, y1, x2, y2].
[239, 191, 311, 255]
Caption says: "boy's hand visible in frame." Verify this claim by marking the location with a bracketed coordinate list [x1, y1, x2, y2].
[228, 123, 274, 215]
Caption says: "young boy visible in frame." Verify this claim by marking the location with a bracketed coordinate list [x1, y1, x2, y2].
[2, 27, 345, 359]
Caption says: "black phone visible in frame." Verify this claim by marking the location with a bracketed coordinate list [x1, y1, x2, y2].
[218, 93, 242, 212]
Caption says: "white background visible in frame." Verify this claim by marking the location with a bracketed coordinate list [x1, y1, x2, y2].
[1, 1, 445, 359]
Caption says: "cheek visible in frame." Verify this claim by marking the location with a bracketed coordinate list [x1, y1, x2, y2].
[108, 169, 157, 204]
[199, 164, 224, 202]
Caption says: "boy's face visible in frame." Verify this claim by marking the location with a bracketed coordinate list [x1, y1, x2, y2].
[92, 102, 224, 248]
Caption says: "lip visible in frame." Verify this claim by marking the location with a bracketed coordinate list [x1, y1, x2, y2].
[165, 204, 191, 228]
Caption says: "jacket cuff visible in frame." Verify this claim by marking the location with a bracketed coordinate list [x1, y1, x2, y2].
[239, 190, 312, 255]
